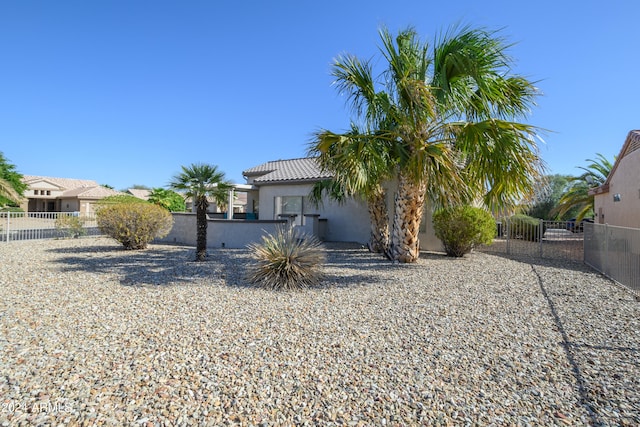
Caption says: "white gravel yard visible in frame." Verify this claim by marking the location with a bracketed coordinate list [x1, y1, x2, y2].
[0, 237, 638, 426]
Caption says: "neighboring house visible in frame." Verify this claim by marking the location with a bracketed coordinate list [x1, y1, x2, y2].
[126, 188, 151, 200]
[21, 175, 122, 214]
[242, 157, 442, 249]
[183, 186, 249, 215]
[590, 130, 640, 228]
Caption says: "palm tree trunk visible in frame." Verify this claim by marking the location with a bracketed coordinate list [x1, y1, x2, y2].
[367, 185, 390, 254]
[196, 196, 208, 261]
[389, 173, 427, 263]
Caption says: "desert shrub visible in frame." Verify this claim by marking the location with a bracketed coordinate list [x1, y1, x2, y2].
[433, 205, 495, 257]
[96, 202, 173, 249]
[55, 214, 86, 238]
[96, 194, 148, 206]
[246, 225, 326, 290]
[507, 214, 544, 242]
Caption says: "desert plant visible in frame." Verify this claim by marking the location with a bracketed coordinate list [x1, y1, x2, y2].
[507, 214, 544, 242]
[169, 163, 231, 261]
[96, 202, 173, 249]
[246, 225, 326, 290]
[96, 194, 148, 206]
[433, 205, 496, 257]
[55, 214, 87, 238]
[148, 188, 186, 212]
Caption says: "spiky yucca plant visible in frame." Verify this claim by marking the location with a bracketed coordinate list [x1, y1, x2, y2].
[246, 226, 326, 290]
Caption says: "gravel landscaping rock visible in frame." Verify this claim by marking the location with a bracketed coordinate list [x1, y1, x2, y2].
[0, 237, 638, 426]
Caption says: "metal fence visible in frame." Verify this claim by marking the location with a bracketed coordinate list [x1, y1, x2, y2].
[0, 211, 101, 242]
[584, 222, 640, 294]
[480, 219, 585, 263]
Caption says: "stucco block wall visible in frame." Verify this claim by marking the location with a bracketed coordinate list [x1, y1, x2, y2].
[156, 213, 288, 249]
[594, 148, 640, 229]
[256, 183, 371, 244]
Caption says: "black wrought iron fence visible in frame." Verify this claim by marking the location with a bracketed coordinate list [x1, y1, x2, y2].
[480, 219, 585, 262]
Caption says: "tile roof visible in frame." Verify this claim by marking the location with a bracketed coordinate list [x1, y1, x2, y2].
[62, 186, 123, 199]
[22, 175, 123, 199]
[127, 188, 151, 200]
[22, 175, 100, 190]
[242, 158, 333, 184]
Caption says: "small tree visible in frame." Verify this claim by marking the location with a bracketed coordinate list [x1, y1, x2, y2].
[148, 188, 186, 212]
[433, 205, 496, 257]
[169, 163, 231, 261]
[97, 202, 173, 250]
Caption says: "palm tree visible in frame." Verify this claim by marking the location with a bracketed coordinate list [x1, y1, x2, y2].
[169, 163, 231, 261]
[310, 125, 393, 254]
[553, 154, 613, 221]
[314, 26, 543, 263]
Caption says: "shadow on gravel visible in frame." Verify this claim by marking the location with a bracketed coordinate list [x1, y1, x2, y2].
[47, 244, 234, 287]
[46, 243, 405, 289]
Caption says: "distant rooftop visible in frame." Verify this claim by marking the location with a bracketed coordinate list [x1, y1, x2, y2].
[22, 175, 123, 199]
[242, 158, 333, 184]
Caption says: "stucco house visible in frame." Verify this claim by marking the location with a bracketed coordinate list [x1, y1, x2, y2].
[21, 175, 122, 214]
[590, 130, 640, 229]
[242, 157, 442, 250]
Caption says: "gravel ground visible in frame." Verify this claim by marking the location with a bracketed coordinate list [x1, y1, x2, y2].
[0, 237, 638, 426]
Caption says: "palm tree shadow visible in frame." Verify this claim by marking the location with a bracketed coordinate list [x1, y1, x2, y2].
[47, 243, 229, 287]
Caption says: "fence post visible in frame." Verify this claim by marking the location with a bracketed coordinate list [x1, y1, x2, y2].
[6, 211, 10, 243]
[505, 217, 511, 255]
[604, 223, 609, 277]
[538, 219, 543, 258]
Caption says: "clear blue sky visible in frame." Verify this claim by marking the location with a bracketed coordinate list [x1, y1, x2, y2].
[1, 1, 638, 190]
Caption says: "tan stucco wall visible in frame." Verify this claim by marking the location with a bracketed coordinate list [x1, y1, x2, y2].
[156, 213, 288, 249]
[594, 148, 640, 228]
[257, 183, 371, 244]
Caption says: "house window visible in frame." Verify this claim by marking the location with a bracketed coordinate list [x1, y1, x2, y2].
[275, 196, 303, 226]
[34, 190, 39, 195]
[46, 190, 51, 196]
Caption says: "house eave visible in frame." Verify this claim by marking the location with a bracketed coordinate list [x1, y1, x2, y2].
[589, 184, 609, 196]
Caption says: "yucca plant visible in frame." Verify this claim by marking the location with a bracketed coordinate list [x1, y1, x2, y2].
[246, 225, 326, 290]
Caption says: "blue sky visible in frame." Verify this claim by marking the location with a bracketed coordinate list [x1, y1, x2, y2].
[1, 1, 638, 190]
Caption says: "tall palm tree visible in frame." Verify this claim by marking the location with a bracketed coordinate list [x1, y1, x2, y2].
[169, 163, 231, 261]
[310, 124, 394, 254]
[553, 153, 613, 221]
[314, 26, 543, 263]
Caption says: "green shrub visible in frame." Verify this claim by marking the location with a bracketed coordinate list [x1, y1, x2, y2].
[433, 205, 496, 257]
[507, 214, 544, 242]
[96, 194, 148, 206]
[96, 202, 173, 250]
[55, 214, 87, 238]
[246, 225, 326, 290]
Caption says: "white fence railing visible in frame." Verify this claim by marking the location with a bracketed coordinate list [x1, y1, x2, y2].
[584, 222, 640, 294]
[0, 211, 101, 242]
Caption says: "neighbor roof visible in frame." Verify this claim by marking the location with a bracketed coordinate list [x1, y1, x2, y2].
[22, 175, 123, 199]
[589, 130, 640, 196]
[127, 188, 151, 200]
[242, 158, 333, 184]
[23, 175, 99, 190]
